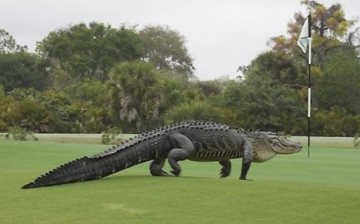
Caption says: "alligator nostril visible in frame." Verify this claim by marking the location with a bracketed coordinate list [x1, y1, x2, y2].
[294, 142, 302, 149]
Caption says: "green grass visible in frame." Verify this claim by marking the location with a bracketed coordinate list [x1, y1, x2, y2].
[0, 137, 359, 223]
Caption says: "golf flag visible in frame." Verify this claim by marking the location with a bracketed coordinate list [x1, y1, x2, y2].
[297, 16, 311, 53]
[297, 14, 312, 157]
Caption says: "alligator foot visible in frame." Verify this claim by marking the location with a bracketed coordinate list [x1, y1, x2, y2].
[220, 168, 230, 178]
[160, 170, 171, 176]
[150, 159, 170, 176]
[153, 169, 171, 176]
[239, 177, 253, 181]
[219, 160, 231, 178]
[171, 169, 181, 176]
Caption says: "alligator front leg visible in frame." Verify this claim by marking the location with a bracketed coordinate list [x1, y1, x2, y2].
[149, 158, 170, 176]
[240, 162, 251, 180]
[219, 160, 231, 178]
[240, 138, 254, 180]
[167, 133, 195, 176]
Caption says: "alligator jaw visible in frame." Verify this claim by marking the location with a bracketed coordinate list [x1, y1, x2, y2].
[272, 139, 302, 154]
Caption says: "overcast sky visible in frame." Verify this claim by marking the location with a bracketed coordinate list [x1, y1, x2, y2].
[1, 0, 359, 80]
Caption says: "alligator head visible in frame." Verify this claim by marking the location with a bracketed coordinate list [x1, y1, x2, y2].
[250, 132, 302, 162]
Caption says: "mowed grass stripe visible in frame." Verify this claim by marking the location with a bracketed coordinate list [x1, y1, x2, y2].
[0, 137, 359, 224]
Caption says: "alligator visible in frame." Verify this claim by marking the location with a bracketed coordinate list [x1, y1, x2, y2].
[22, 121, 302, 189]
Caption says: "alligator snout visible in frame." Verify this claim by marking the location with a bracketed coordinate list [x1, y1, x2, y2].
[294, 142, 303, 152]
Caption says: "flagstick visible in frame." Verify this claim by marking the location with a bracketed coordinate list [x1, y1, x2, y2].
[307, 14, 312, 158]
[307, 61, 311, 157]
[297, 12, 312, 157]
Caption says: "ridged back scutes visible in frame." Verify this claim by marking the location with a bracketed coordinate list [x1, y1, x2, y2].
[91, 120, 237, 158]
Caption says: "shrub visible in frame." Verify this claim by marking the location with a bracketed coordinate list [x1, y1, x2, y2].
[164, 100, 224, 123]
[101, 128, 122, 145]
[354, 134, 360, 148]
[7, 127, 38, 141]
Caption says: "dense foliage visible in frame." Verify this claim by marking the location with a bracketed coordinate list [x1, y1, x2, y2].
[0, 1, 359, 136]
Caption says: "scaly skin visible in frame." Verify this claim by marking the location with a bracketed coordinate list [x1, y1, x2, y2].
[22, 121, 302, 189]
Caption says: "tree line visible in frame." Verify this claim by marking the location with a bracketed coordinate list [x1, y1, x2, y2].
[0, 1, 359, 136]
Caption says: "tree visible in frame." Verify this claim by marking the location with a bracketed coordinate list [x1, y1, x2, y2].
[0, 29, 27, 53]
[0, 29, 45, 92]
[156, 71, 190, 116]
[270, 1, 358, 66]
[195, 80, 223, 98]
[109, 61, 164, 132]
[314, 46, 360, 115]
[306, 1, 351, 38]
[37, 22, 143, 81]
[261, 0, 360, 136]
[0, 89, 68, 133]
[164, 100, 224, 124]
[220, 71, 304, 134]
[248, 51, 306, 88]
[139, 25, 195, 79]
[0, 52, 47, 92]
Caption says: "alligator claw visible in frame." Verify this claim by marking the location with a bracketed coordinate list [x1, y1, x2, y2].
[220, 168, 230, 178]
[161, 170, 171, 176]
[171, 170, 180, 176]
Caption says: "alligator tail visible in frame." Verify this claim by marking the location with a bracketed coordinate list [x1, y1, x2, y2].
[22, 156, 110, 189]
[22, 138, 163, 189]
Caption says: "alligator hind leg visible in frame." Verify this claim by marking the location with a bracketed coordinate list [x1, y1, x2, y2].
[150, 158, 170, 176]
[167, 133, 195, 176]
[219, 160, 231, 178]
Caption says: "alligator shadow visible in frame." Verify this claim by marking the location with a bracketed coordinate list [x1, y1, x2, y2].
[101, 174, 211, 182]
